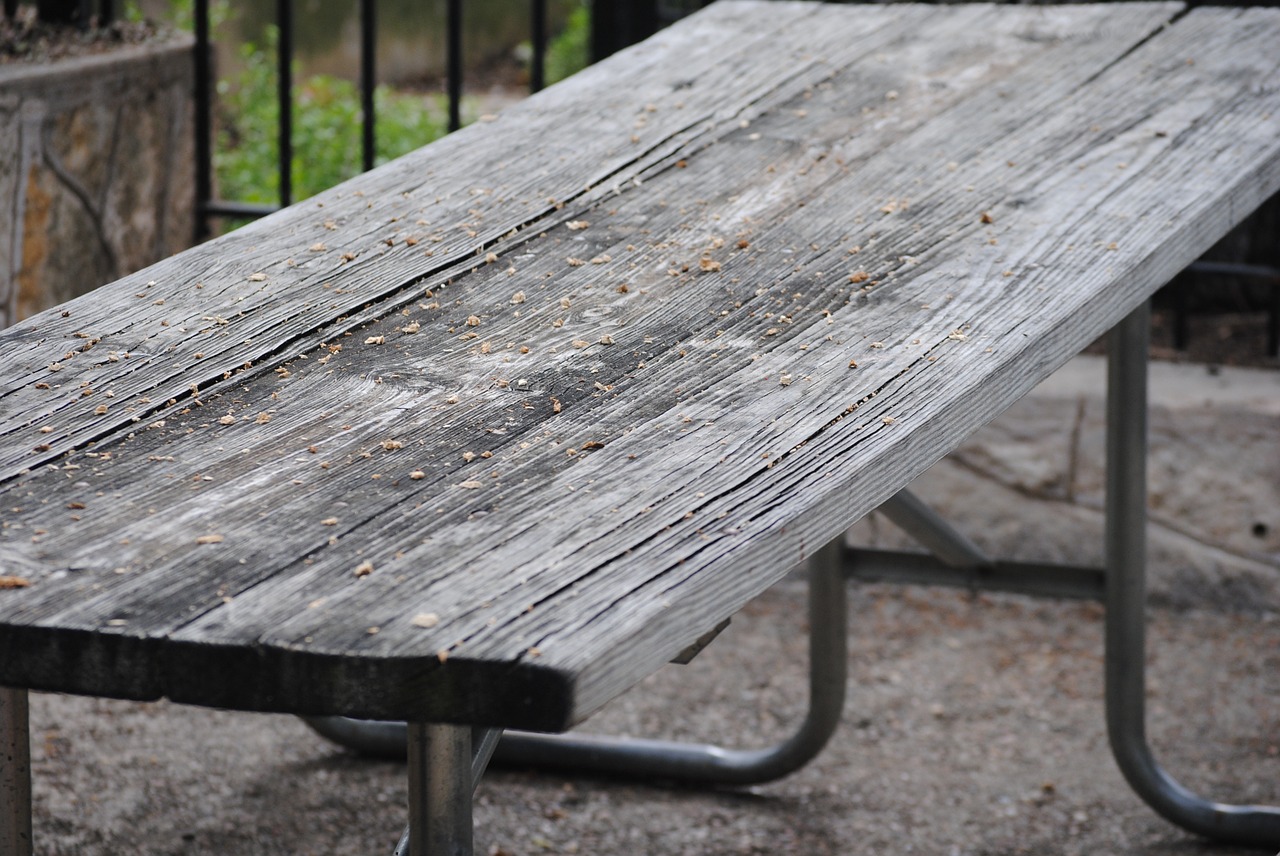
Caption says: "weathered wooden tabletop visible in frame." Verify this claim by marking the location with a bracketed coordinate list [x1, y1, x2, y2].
[1, 2, 1277, 732]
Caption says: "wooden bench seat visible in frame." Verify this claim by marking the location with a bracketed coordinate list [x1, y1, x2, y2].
[2, 2, 1279, 852]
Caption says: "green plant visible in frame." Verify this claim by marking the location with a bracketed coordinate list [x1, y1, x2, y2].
[215, 25, 458, 210]
[544, 1, 589, 85]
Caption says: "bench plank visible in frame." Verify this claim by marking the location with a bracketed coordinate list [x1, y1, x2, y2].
[2, 3, 1278, 731]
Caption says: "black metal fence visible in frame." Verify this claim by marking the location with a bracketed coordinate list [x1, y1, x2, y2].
[194, 0, 644, 238]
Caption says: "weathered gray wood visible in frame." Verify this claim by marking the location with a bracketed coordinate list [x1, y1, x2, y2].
[1, 3, 1278, 731]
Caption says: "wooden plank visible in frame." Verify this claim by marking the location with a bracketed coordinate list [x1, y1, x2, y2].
[0, 0, 922, 483]
[2, 3, 1278, 731]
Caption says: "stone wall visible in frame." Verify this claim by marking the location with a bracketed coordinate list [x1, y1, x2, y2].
[0, 34, 196, 329]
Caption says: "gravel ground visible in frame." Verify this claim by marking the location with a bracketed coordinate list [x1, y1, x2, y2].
[23, 355, 1280, 855]
[26, 586, 1280, 856]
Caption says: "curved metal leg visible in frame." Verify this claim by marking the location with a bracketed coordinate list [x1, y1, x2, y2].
[392, 728, 502, 856]
[405, 723, 472, 856]
[1106, 301, 1280, 847]
[1, 687, 33, 856]
[307, 537, 848, 787]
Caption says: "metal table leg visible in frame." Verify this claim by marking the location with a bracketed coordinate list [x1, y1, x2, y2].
[406, 723, 473, 856]
[309, 537, 848, 787]
[1106, 300, 1280, 847]
[1, 686, 33, 856]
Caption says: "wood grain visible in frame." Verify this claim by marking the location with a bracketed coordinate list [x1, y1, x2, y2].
[1, 2, 1278, 731]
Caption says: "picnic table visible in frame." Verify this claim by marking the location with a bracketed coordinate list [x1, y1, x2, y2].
[2, 2, 1279, 853]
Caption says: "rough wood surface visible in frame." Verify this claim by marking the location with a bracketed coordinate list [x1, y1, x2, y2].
[1, 2, 1278, 731]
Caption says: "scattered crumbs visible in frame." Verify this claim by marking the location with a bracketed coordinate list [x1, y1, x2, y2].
[321, 517, 339, 526]
[410, 470, 426, 480]
[0, 576, 32, 590]
[848, 271, 869, 284]
[412, 612, 440, 628]
[445, 395, 460, 405]
[870, 342, 885, 349]
[366, 626, 380, 635]
[882, 416, 896, 425]
[947, 329, 968, 341]
[527, 646, 542, 657]
[485, 252, 499, 264]
[572, 339, 591, 349]
[511, 290, 526, 304]
[218, 415, 236, 425]
[779, 372, 793, 386]
[590, 254, 611, 265]
[699, 258, 722, 272]
[195, 534, 225, 545]
[365, 335, 386, 345]
[848, 360, 858, 369]
[382, 439, 404, 451]
[458, 480, 483, 489]
[980, 211, 995, 224]
[566, 257, 586, 267]
[550, 397, 562, 413]
[599, 334, 615, 345]
[560, 297, 572, 309]
[255, 413, 272, 425]
[354, 561, 375, 578]
[94, 404, 108, 415]
[567, 220, 589, 231]
[402, 320, 421, 334]
[247, 273, 268, 282]
[466, 315, 481, 327]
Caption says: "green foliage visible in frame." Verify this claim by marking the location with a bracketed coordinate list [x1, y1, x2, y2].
[545, 2, 590, 85]
[214, 26, 458, 208]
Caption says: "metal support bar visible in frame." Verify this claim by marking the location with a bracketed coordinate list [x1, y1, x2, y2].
[394, 727, 500, 856]
[307, 536, 848, 787]
[877, 489, 993, 569]
[406, 723, 473, 856]
[846, 547, 1105, 602]
[0, 687, 33, 856]
[1105, 300, 1280, 847]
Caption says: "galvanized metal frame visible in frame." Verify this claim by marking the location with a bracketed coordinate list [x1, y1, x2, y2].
[305, 301, 1278, 854]
[1102, 302, 1280, 845]
[306, 536, 849, 790]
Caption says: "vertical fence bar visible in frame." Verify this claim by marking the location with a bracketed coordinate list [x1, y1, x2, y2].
[276, 0, 294, 207]
[2, 1, 16, 21]
[360, 0, 376, 172]
[447, 0, 462, 132]
[193, 0, 212, 241]
[530, 0, 546, 93]
[99, 0, 114, 24]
